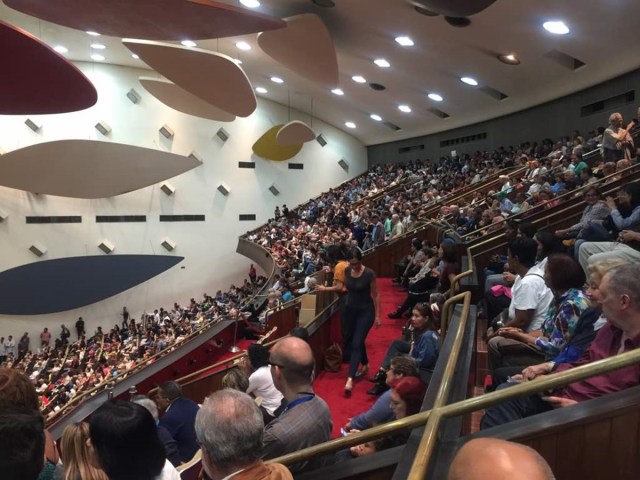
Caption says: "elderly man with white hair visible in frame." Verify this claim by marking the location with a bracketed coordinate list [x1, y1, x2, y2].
[601, 112, 635, 162]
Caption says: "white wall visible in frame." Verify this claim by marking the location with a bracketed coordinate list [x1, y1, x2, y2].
[0, 62, 366, 341]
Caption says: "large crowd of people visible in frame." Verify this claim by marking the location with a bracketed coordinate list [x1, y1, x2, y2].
[3, 108, 640, 480]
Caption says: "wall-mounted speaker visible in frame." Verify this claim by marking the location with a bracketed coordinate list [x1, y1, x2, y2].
[160, 182, 175, 196]
[338, 158, 349, 171]
[95, 120, 111, 136]
[161, 237, 176, 251]
[25, 118, 41, 132]
[316, 133, 327, 147]
[0, 208, 8, 221]
[217, 183, 231, 196]
[29, 242, 47, 257]
[159, 124, 174, 139]
[98, 239, 115, 254]
[268, 184, 280, 196]
[216, 127, 230, 142]
[126, 88, 141, 104]
[188, 151, 203, 163]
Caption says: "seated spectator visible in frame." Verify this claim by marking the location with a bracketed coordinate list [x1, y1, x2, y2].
[447, 438, 555, 480]
[156, 381, 199, 463]
[370, 303, 438, 394]
[133, 396, 181, 467]
[487, 238, 554, 371]
[579, 167, 597, 186]
[59, 422, 109, 480]
[344, 355, 418, 431]
[89, 401, 179, 480]
[488, 254, 589, 375]
[388, 242, 459, 319]
[481, 264, 640, 429]
[221, 367, 250, 391]
[244, 343, 285, 425]
[195, 389, 293, 480]
[0, 407, 45, 480]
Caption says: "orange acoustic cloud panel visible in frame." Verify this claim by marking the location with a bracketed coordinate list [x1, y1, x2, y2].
[0, 140, 202, 199]
[139, 77, 236, 122]
[253, 125, 303, 161]
[257, 14, 339, 90]
[124, 40, 256, 118]
[276, 121, 316, 146]
[0, 20, 97, 114]
[4, 0, 286, 40]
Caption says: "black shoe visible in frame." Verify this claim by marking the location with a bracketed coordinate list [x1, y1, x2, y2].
[367, 383, 390, 395]
[387, 310, 402, 319]
[368, 370, 386, 383]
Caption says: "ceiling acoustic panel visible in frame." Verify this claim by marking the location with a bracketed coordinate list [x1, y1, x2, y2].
[411, 0, 497, 17]
[139, 77, 235, 122]
[3, 0, 286, 40]
[257, 14, 339, 90]
[0, 20, 97, 114]
[276, 121, 316, 146]
[253, 125, 302, 161]
[0, 140, 202, 199]
[124, 40, 256, 117]
[0, 255, 183, 314]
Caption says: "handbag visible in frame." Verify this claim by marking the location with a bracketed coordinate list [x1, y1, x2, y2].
[324, 343, 343, 372]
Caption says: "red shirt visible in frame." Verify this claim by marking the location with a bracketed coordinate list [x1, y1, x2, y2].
[555, 324, 640, 402]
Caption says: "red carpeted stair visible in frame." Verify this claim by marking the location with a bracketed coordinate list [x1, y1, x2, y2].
[312, 278, 407, 438]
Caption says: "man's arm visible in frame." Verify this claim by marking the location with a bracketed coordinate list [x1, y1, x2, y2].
[505, 308, 535, 330]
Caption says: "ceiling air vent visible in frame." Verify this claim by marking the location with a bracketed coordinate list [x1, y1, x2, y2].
[427, 108, 450, 119]
[479, 86, 509, 101]
[543, 49, 586, 70]
[383, 121, 402, 131]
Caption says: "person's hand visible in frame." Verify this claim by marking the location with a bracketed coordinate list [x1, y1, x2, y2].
[323, 266, 331, 273]
[555, 228, 567, 237]
[343, 421, 352, 432]
[508, 374, 524, 382]
[618, 230, 640, 243]
[542, 396, 578, 408]
[375, 318, 382, 328]
[605, 196, 617, 210]
[503, 272, 516, 285]
[497, 326, 522, 338]
[521, 362, 553, 381]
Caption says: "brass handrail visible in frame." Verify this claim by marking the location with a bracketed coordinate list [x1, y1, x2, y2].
[440, 291, 471, 341]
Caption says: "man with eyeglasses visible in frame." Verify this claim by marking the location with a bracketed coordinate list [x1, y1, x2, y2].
[263, 336, 332, 473]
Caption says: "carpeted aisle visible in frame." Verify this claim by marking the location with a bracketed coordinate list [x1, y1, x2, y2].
[312, 278, 407, 438]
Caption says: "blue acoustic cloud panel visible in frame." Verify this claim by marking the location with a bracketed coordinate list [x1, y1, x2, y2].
[0, 255, 183, 315]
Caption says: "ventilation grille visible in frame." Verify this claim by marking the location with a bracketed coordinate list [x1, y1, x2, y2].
[440, 132, 487, 148]
[543, 49, 586, 70]
[383, 121, 402, 131]
[427, 108, 451, 119]
[239, 214, 257, 221]
[238, 162, 256, 169]
[288, 163, 304, 170]
[26, 216, 81, 224]
[479, 86, 509, 101]
[96, 215, 147, 223]
[581, 90, 635, 117]
[398, 144, 424, 154]
[159, 215, 205, 222]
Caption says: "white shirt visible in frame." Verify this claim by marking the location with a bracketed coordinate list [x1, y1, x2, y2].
[247, 366, 284, 415]
[155, 460, 181, 480]
[4, 339, 15, 355]
[508, 266, 554, 332]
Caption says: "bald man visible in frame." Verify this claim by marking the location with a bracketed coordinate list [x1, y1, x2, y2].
[263, 336, 332, 473]
[448, 438, 555, 480]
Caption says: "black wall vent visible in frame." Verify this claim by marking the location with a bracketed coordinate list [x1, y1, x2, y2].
[26, 216, 81, 224]
[239, 214, 257, 221]
[440, 132, 487, 148]
[580, 90, 635, 117]
[96, 215, 147, 223]
[288, 163, 304, 170]
[398, 144, 425, 154]
[238, 162, 256, 169]
[159, 215, 205, 222]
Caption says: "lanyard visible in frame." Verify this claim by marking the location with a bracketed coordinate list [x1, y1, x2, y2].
[282, 394, 314, 414]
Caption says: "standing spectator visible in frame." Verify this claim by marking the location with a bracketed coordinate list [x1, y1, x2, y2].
[156, 381, 200, 463]
[195, 389, 293, 480]
[40, 328, 51, 348]
[121, 307, 130, 329]
[601, 112, 635, 162]
[0, 337, 5, 363]
[133, 396, 181, 467]
[4, 335, 15, 358]
[17, 333, 29, 360]
[248, 263, 257, 284]
[59, 325, 70, 345]
[75, 317, 85, 339]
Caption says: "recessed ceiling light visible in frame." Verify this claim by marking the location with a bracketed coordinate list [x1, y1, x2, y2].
[86, 31, 100, 36]
[352, 75, 366, 83]
[240, 0, 260, 7]
[236, 41, 251, 51]
[131, 54, 140, 59]
[232, 58, 243, 65]
[543, 20, 570, 35]
[270, 76, 284, 84]
[398, 105, 412, 113]
[180, 40, 197, 47]
[255, 87, 267, 94]
[53, 45, 68, 54]
[460, 76, 478, 86]
[374, 58, 390, 68]
[331, 88, 344, 96]
[497, 53, 520, 65]
[345, 121, 356, 129]
[395, 36, 414, 47]
[370, 114, 382, 121]
[428, 93, 443, 102]
[91, 54, 105, 62]
[90, 43, 106, 49]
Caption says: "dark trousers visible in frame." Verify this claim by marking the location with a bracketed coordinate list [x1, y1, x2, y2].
[480, 382, 553, 429]
[345, 304, 375, 378]
[380, 339, 411, 370]
[396, 277, 438, 315]
[485, 290, 511, 326]
[338, 294, 351, 361]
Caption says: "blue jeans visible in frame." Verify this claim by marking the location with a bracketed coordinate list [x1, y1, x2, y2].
[480, 382, 553, 429]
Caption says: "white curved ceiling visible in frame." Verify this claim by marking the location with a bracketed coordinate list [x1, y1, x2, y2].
[1, 0, 639, 146]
